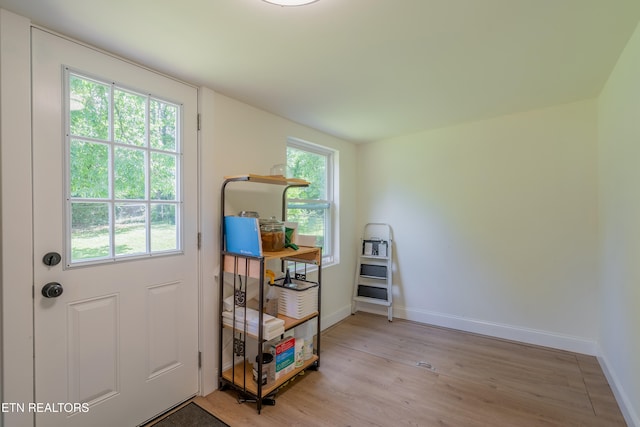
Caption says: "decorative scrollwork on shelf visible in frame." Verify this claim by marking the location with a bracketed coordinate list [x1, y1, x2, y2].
[234, 337, 245, 357]
[234, 290, 246, 307]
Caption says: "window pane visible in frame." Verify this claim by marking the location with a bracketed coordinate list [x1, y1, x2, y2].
[114, 89, 146, 146]
[286, 146, 327, 199]
[150, 99, 177, 151]
[69, 75, 109, 140]
[70, 140, 109, 198]
[114, 146, 145, 199]
[71, 202, 110, 261]
[286, 206, 326, 249]
[150, 152, 176, 200]
[286, 140, 334, 260]
[115, 203, 146, 255]
[151, 204, 177, 251]
[66, 70, 183, 266]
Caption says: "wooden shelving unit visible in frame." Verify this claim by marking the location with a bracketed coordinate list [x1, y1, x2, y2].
[218, 174, 321, 413]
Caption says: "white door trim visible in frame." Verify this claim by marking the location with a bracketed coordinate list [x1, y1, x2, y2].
[0, 9, 35, 427]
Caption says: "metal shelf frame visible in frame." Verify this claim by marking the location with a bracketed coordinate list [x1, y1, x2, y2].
[218, 174, 321, 413]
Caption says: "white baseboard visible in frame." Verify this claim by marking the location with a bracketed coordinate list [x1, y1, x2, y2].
[597, 349, 640, 427]
[321, 304, 352, 330]
[396, 306, 598, 355]
[352, 303, 598, 355]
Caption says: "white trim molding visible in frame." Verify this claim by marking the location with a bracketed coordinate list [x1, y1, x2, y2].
[351, 303, 598, 355]
[598, 349, 640, 427]
[396, 305, 598, 355]
[1, 9, 35, 427]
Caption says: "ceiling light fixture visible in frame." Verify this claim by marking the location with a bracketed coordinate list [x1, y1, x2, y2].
[263, 0, 319, 6]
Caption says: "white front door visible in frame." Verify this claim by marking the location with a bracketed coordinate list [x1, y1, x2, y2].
[32, 28, 199, 427]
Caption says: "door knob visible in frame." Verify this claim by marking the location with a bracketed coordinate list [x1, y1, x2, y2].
[42, 282, 63, 298]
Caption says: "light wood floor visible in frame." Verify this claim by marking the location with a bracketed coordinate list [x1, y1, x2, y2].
[199, 312, 626, 426]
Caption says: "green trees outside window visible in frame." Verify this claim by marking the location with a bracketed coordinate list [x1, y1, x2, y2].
[68, 72, 181, 263]
[286, 140, 334, 261]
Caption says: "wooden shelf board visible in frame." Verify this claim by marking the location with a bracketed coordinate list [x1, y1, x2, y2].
[279, 312, 319, 331]
[265, 246, 320, 263]
[221, 355, 319, 397]
[221, 311, 319, 338]
[223, 246, 321, 278]
[224, 174, 310, 187]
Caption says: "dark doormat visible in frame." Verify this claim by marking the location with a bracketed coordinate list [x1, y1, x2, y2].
[152, 402, 229, 427]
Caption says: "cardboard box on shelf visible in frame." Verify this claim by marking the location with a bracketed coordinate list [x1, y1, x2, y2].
[269, 336, 295, 380]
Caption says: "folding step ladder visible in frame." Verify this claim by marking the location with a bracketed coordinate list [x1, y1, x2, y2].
[352, 223, 393, 321]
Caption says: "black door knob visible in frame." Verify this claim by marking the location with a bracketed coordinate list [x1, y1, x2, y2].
[42, 282, 63, 298]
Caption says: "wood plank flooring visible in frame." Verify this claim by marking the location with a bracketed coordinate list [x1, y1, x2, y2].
[200, 312, 626, 426]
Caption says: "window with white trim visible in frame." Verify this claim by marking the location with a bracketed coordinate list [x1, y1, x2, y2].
[286, 138, 336, 264]
[66, 70, 182, 265]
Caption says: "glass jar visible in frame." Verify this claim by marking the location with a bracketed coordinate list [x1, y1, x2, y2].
[259, 216, 285, 252]
[270, 164, 286, 176]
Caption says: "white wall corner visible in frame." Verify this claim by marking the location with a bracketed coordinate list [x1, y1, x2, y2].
[597, 348, 640, 427]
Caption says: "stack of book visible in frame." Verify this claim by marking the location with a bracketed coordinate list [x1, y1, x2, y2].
[222, 307, 284, 341]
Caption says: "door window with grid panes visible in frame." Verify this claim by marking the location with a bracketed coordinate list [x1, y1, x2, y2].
[67, 70, 182, 265]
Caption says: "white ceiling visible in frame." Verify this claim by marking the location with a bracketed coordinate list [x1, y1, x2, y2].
[1, 0, 639, 143]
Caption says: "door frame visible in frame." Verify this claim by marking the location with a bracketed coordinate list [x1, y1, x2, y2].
[0, 9, 35, 427]
[0, 12, 208, 426]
